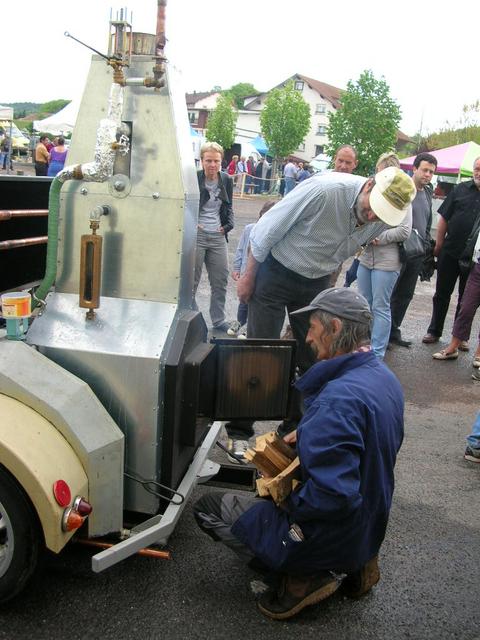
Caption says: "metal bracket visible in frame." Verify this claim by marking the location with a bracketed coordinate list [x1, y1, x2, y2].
[91, 421, 222, 573]
[196, 459, 220, 484]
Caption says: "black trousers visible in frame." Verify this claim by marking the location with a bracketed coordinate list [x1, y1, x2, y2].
[248, 255, 331, 372]
[226, 255, 330, 439]
[35, 162, 48, 176]
[426, 249, 469, 338]
[390, 255, 424, 338]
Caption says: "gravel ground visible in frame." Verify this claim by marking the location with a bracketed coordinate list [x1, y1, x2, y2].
[1, 192, 479, 639]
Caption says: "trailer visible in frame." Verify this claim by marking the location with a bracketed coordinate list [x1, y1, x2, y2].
[0, 3, 295, 602]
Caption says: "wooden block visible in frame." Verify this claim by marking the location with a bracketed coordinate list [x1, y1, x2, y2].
[245, 449, 282, 477]
[247, 431, 296, 479]
[255, 477, 271, 497]
[263, 457, 301, 505]
[254, 432, 272, 448]
[244, 448, 257, 463]
[291, 479, 301, 491]
[264, 431, 296, 460]
[257, 441, 292, 472]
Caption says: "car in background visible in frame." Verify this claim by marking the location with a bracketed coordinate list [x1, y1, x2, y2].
[310, 153, 331, 173]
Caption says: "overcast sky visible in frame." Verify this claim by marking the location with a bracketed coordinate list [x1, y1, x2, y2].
[3, 0, 478, 136]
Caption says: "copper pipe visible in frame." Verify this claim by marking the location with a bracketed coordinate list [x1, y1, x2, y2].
[151, 0, 167, 89]
[0, 209, 48, 221]
[155, 0, 167, 58]
[0, 236, 48, 250]
[75, 538, 171, 560]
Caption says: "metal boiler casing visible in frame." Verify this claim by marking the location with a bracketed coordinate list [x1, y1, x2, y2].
[27, 51, 200, 515]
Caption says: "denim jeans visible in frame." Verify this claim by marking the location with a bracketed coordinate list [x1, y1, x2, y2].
[236, 301, 248, 325]
[467, 411, 480, 450]
[193, 228, 229, 327]
[344, 258, 360, 287]
[284, 177, 296, 195]
[357, 265, 399, 359]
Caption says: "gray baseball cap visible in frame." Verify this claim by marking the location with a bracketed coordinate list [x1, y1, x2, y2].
[291, 287, 372, 324]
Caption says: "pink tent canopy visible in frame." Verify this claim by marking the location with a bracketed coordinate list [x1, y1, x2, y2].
[400, 141, 480, 177]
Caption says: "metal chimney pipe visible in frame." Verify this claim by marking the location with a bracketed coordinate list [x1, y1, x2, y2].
[146, 0, 167, 89]
[156, 0, 167, 58]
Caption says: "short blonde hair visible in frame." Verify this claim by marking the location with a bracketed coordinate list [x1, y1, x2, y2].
[200, 141, 224, 159]
[376, 152, 400, 172]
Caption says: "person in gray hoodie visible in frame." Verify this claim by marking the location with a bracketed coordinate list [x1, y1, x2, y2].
[357, 153, 413, 358]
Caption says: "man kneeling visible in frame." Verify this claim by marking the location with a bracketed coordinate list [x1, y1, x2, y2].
[194, 287, 404, 620]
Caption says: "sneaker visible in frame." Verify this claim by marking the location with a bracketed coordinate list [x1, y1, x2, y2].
[237, 324, 247, 339]
[227, 320, 241, 336]
[226, 438, 250, 463]
[464, 446, 480, 463]
[472, 369, 480, 381]
[257, 572, 340, 620]
[213, 321, 231, 333]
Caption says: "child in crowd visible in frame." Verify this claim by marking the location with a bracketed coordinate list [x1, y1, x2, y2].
[227, 200, 276, 338]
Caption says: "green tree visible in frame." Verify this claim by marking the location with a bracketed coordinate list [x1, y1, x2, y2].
[260, 81, 310, 162]
[326, 70, 401, 176]
[39, 99, 70, 115]
[224, 83, 258, 109]
[418, 100, 480, 151]
[13, 119, 33, 133]
[205, 94, 238, 151]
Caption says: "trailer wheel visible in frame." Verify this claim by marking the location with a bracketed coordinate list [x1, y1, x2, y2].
[0, 465, 43, 603]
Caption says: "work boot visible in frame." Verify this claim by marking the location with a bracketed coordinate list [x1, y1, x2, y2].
[341, 555, 380, 598]
[257, 571, 340, 620]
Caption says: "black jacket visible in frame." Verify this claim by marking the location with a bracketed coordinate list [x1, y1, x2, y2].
[197, 170, 234, 240]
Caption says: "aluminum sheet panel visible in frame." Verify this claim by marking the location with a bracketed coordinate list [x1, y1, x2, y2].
[27, 292, 177, 513]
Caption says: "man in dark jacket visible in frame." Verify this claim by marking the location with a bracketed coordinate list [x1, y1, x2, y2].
[194, 287, 404, 620]
[194, 142, 234, 331]
[389, 152, 437, 347]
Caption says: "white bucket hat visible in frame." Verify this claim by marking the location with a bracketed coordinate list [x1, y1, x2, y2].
[369, 167, 416, 226]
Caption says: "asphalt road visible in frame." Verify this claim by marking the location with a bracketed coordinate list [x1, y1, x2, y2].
[1, 195, 479, 640]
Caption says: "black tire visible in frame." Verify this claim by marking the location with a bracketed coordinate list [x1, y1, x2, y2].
[0, 465, 43, 603]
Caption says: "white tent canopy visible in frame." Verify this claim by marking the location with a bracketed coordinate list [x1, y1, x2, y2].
[234, 135, 263, 161]
[0, 105, 14, 120]
[33, 100, 79, 135]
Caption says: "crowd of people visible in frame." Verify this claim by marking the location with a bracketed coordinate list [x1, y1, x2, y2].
[226, 154, 272, 194]
[193, 140, 480, 621]
[34, 135, 68, 176]
[0, 133, 68, 176]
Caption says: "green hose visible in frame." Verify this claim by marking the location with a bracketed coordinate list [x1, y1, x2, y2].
[32, 176, 62, 309]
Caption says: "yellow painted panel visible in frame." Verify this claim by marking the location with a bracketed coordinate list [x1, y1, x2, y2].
[0, 394, 88, 553]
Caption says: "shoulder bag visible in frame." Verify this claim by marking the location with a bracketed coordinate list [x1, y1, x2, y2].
[398, 228, 425, 263]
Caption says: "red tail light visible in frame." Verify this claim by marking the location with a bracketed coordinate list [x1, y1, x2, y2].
[73, 496, 93, 516]
[62, 507, 84, 532]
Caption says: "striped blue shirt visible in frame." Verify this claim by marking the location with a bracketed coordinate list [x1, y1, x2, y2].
[250, 172, 387, 279]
